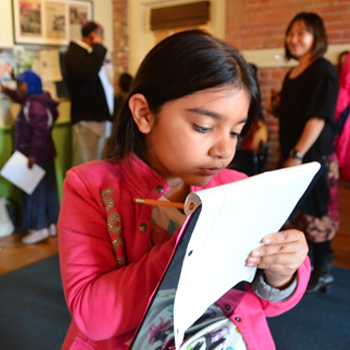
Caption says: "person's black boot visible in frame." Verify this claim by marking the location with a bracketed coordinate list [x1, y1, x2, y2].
[306, 252, 334, 294]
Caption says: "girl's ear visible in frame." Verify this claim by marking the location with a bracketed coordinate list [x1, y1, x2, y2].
[128, 93, 154, 134]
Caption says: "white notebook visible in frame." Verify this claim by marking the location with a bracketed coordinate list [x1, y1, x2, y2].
[173, 162, 320, 348]
[129, 162, 320, 350]
[0, 151, 46, 195]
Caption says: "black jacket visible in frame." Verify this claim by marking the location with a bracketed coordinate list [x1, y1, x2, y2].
[63, 41, 112, 125]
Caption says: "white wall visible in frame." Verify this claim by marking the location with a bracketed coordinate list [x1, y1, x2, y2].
[0, 0, 14, 48]
[91, 0, 113, 52]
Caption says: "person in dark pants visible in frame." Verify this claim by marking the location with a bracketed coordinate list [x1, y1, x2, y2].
[63, 21, 114, 166]
[267, 12, 339, 294]
[2, 71, 60, 244]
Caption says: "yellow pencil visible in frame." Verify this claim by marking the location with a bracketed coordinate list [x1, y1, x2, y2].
[134, 198, 195, 210]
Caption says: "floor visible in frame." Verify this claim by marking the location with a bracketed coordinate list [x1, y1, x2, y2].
[0, 234, 58, 276]
[0, 181, 349, 276]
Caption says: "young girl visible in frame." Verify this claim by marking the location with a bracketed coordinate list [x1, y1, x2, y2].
[58, 30, 310, 350]
[2, 70, 60, 244]
[268, 13, 339, 295]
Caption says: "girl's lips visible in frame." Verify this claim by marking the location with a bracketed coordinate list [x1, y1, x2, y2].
[200, 168, 222, 176]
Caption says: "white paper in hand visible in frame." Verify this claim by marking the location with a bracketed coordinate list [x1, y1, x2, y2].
[173, 162, 321, 349]
[0, 151, 46, 195]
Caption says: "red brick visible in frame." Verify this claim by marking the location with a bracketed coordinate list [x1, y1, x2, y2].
[111, 0, 350, 161]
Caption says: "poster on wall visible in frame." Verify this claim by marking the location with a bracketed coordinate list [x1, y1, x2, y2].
[0, 51, 15, 82]
[0, 50, 16, 97]
[12, 0, 92, 45]
[17, 0, 43, 40]
[0, 50, 15, 90]
[68, 1, 91, 41]
[45, 1, 67, 41]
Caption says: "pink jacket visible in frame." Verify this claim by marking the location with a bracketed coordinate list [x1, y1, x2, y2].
[335, 52, 350, 181]
[58, 154, 310, 350]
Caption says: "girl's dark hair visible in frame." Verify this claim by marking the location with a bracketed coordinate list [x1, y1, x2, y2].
[285, 12, 328, 61]
[109, 30, 261, 160]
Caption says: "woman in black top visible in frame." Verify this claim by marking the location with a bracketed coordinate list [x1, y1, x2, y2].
[269, 12, 339, 294]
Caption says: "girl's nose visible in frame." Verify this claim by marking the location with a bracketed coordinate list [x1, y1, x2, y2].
[209, 136, 235, 159]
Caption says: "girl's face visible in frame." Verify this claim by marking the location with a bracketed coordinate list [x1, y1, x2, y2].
[17, 81, 28, 99]
[286, 20, 314, 60]
[141, 86, 250, 188]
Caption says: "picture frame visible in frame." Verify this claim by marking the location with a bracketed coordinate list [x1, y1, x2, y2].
[12, 0, 92, 45]
[68, 0, 92, 42]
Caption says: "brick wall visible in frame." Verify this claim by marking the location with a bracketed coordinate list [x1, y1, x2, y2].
[257, 67, 290, 168]
[112, 0, 128, 92]
[226, 0, 350, 169]
[111, 0, 350, 168]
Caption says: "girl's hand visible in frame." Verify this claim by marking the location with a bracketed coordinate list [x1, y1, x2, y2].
[284, 157, 302, 168]
[246, 229, 308, 289]
[28, 156, 37, 169]
[0, 84, 9, 93]
[91, 31, 104, 44]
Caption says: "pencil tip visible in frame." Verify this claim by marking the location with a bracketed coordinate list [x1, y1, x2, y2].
[134, 198, 145, 204]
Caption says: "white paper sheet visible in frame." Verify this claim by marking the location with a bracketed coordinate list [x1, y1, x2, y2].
[0, 151, 46, 195]
[38, 49, 63, 82]
[99, 65, 114, 116]
[174, 162, 321, 349]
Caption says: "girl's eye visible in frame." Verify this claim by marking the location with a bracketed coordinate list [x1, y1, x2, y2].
[193, 124, 211, 133]
[230, 132, 242, 140]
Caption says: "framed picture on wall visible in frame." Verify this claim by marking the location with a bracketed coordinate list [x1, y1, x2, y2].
[68, 1, 92, 41]
[44, 0, 68, 43]
[13, 0, 44, 44]
[12, 0, 93, 45]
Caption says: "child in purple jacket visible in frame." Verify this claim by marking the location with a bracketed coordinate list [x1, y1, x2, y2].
[2, 70, 60, 244]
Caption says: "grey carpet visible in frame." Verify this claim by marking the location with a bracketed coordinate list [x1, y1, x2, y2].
[0, 255, 70, 350]
[0, 255, 349, 349]
[268, 265, 350, 350]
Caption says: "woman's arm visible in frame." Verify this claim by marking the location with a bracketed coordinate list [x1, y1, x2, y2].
[284, 117, 325, 167]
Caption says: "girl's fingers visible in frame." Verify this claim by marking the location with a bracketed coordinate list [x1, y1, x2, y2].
[250, 239, 307, 258]
[254, 253, 304, 270]
[246, 229, 308, 268]
[261, 229, 306, 245]
[246, 252, 305, 271]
